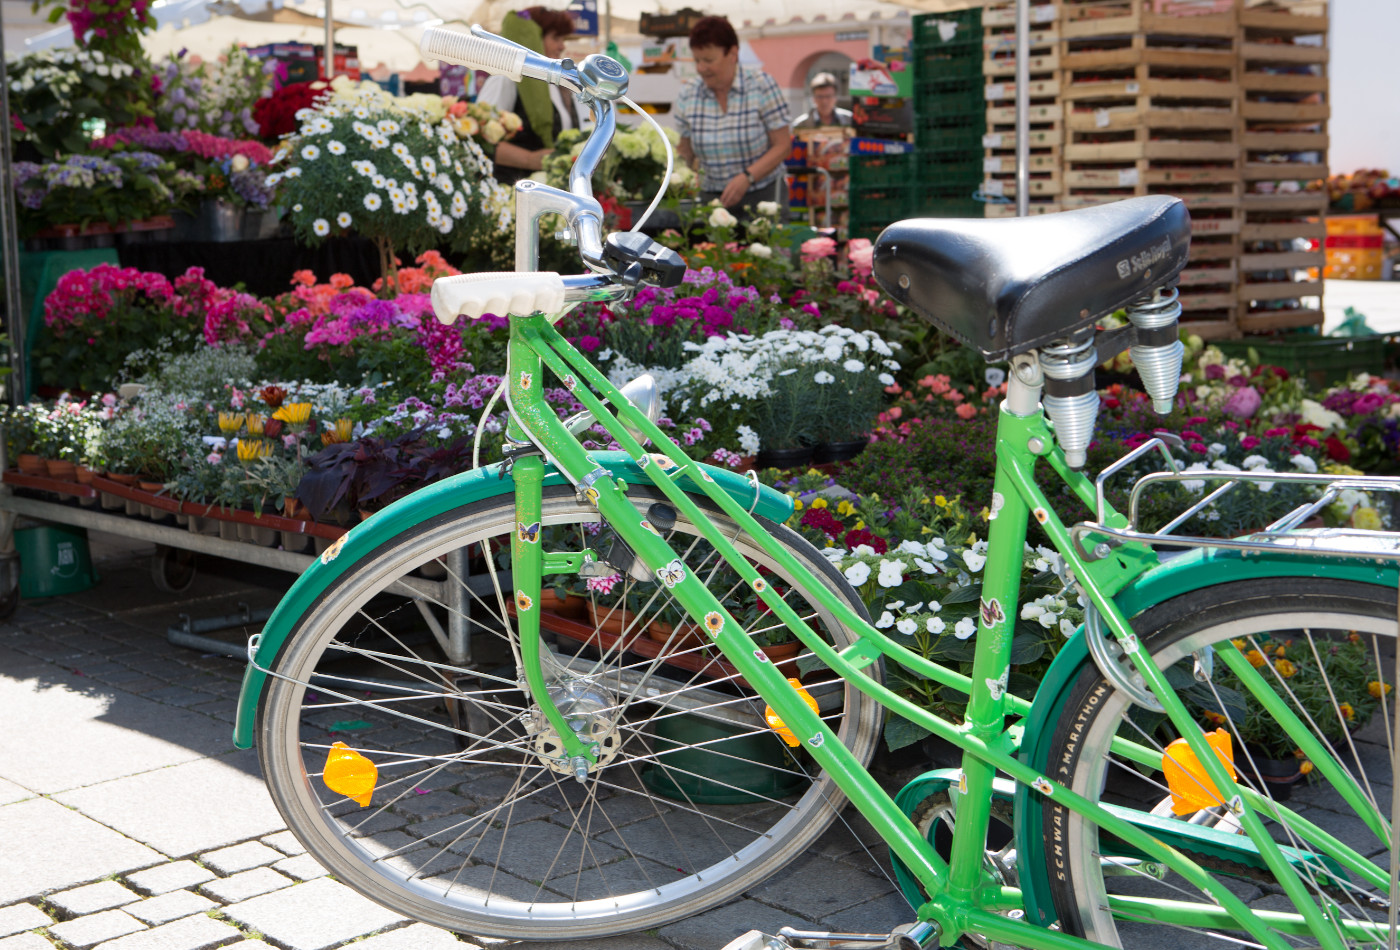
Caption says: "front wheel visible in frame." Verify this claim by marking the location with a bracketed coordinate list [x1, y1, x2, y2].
[1044, 577, 1397, 949]
[257, 486, 884, 939]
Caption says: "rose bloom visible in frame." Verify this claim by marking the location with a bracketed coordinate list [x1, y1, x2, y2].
[847, 238, 874, 276]
[482, 119, 505, 143]
[800, 236, 837, 262]
[500, 111, 523, 133]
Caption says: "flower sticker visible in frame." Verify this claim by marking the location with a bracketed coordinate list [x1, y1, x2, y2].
[754, 650, 768, 663]
[319, 534, 348, 564]
[515, 591, 533, 612]
[639, 519, 659, 535]
[752, 577, 768, 593]
[519, 370, 532, 391]
[704, 611, 724, 638]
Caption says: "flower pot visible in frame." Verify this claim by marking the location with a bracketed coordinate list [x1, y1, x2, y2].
[812, 439, 868, 464]
[241, 208, 281, 240]
[105, 472, 138, 486]
[138, 480, 165, 494]
[647, 620, 707, 653]
[642, 712, 807, 804]
[15, 454, 45, 477]
[218, 520, 240, 542]
[43, 459, 77, 481]
[542, 589, 587, 620]
[75, 465, 95, 486]
[759, 639, 803, 678]
[115, 215, 176, 246]
[755, 445, 815, 470]
[1241, 747, 1308, 801]
[173, 198, 245, 242]
[587, 601, 642, 645]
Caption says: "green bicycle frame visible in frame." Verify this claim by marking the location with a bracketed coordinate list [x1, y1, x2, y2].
[497, 309, 1381, 950]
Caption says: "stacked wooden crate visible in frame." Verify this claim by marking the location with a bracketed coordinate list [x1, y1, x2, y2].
[1058, 0, 1242, 338]
[981, 1, 1065, 216]
[1237, 0, 1328, 334]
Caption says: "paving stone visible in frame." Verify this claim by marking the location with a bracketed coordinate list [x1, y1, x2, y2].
[345, 924, 471, 950]
[255, 834, 302, 857]
[48, 883, 142, 918]
[0, 904, 51, 939]
[90, 913, 242, 950]
[125, 864, 215, 898]
[0, 799, 161, 903]
[198, 870, 290, 904]
[268, 857, 326, 883]
[47, 910, 146, 948]
[516, 935, 669, 950]
[124, 891, 216, 926]
[0, 933, 55, 950]
[386, 791, 473, 822]
[656, 897, 804, 950]
[54, 755, 284, 857]
[819, 891, 919, 934]
[0, 780, 32, 807]
[747, 853, 894, 917]
[198, 845, 281, 877]
[222, 878, 407, 950]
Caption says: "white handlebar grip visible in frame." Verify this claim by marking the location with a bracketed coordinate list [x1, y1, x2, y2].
[419, 27, 526, 81]
[430, 272, 567, 324]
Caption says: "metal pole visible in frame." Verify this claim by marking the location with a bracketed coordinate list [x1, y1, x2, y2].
[324, 0, 334, 81]
[0, 0, 28, 404]
[604, 0, 611, 52]
[1015, 0, 1029, 217]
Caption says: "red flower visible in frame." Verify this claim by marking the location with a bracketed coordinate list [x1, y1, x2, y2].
[800, 507, 845, 538]
[1325, 436, 1351, 461]
[843, 528, 887, 554]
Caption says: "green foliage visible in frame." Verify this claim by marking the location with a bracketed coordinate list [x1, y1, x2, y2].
[6, 48, 154, 158]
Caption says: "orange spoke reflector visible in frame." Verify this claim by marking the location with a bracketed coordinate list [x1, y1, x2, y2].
[765, 678, 819, 748]
[324, 740, 378, 807]
[1163, 729, 1236, 816]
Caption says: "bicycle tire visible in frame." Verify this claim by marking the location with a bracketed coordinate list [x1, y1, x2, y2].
[1043, 577, 1397, 949]
[258, 484, 884, 939]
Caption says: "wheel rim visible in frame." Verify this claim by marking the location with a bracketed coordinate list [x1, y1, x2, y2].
[1062, 606, 1396, 949]
[262, 493, 880, 937]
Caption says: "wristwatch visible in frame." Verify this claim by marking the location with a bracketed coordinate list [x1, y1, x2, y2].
[743, 169, 755, 185]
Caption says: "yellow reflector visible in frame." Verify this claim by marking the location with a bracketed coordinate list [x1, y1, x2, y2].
[764, 678, 820, 747]
[323, 740, 378, 807]
[1163, 729, 1236, 816]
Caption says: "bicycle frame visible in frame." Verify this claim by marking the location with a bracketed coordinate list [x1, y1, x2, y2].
[503, 311, 1382, 950]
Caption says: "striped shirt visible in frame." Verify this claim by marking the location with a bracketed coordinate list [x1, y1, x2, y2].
[674, 67, 791, 193]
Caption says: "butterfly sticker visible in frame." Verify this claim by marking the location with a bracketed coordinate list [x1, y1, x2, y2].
[515, 591, 533, 612]
[639, 520, 660, 535]
[699, 468, 715, 483]
[516, 521, 541, 544]
[754, 650, 769, 663]
[319, 534, 348, 565]
[518, 371, 533, 391]
[703, 611, 724, 638]
[562, 374, 577, 391]
[808, 733, 825, 748]
[638, 454, 651, 469]
[656, 559, 686, 588]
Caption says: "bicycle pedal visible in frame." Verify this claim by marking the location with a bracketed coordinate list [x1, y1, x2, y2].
[720, 923, 938, 950]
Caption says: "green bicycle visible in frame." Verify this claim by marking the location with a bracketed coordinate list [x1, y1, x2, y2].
[234, 29, 1400, 950]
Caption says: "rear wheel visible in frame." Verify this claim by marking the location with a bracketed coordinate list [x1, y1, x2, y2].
[1044, 578, 1396, 949]
[258, 486, 884, 939]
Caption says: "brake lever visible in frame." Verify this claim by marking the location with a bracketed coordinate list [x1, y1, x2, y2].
[603, 232, 686, 288]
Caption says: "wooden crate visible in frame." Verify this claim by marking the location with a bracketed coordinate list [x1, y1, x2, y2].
[983, 1, 1060, 28]
[988, 103, 1064, 124]
[1061, 0, 1237, 40]
[983, 126, 1064, 150]
[984, 199, 1063, 217]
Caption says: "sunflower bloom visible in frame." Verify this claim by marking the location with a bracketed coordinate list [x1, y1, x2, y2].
[218, 412, 245, 433]
[245, 413, 266, 436]
[236, 439, 273, 463]
[273, 402, 313, 426]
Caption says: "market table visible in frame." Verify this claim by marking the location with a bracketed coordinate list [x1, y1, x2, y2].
[116, 235, 383, 297]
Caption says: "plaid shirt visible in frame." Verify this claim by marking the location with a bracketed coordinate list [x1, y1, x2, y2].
[674, 67, 791, 193]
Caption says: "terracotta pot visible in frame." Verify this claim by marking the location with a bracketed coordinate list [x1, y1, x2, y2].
[542, 589, 587, 620]
[106, 472, 138, 486]
[283, 496, 307, 520]
[44, 459, 78, 481]
[647, 620, 707, 653]
[587, 601, 641, 643]
[15, 454, 45, 477]
[759, 639, 803, 678]
[138, 480, 166, 494]
[75, 465, 95, 485]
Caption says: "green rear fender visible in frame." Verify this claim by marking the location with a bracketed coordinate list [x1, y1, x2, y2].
[1013, 546, 1399, 928]
[232, 452, 794, 749]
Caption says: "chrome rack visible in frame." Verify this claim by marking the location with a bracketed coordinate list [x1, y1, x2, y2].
[1070, 437, 1400, 566]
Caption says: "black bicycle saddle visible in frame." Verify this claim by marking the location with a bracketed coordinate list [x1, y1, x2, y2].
[872, 195, 1191, 361]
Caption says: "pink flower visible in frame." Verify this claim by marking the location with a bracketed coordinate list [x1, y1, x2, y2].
[206, 452, 222, 464]
[800, 236, 837, 262]
[1222, 385, 1261, 419]
[283, 434, 299, 449]
[1241, 435, 1260, 449]
[847, 238, 874, 277]
[955, 402, 977, 419]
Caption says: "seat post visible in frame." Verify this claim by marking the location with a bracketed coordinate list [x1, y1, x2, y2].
[1003, 353, 1043, 417]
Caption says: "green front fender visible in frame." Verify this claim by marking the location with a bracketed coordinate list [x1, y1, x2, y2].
[232, 452, 794, 750]
[1013, 545, 1399, 928]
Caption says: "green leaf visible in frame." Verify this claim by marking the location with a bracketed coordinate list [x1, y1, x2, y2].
[1008, 632, 1046, 665]
[883, 714, 932, 752]
[944, 583, 981, 605]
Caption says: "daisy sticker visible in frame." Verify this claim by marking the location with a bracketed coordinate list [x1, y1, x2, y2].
[704, 612, 724, 638]
[519, 371, 532, 391]
[752, 578, 768, 593]
[515, 591, 533, 612]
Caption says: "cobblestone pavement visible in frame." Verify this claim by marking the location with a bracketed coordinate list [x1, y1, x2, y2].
[0, 535, 924, 950]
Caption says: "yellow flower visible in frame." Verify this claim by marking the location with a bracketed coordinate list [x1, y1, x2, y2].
[331, 418, 353, 442]
[920, 526, 933, 535]
[837, 500, 854, 516]
[1353, 507, 1382, 531]
[1369, 681, 1393, 698]
[1348, 632, 1362, 644]
[218, 412, 245, 433]
[1203, 710, 1226, 724]
[792, 499, 804, 511]
[980, 507, 990, 521]
[1340, 702, 1356, 721]
[810, 497, 827, 509]
[236, 439, 273, 463]
[934, 495, 948, 508]
[1299, 760, 1314, 774]
[1231, 638, 1246, 650]
[273, 402, 313, 426]
[1246, 649, 1267, 668]
[1274, 658, 1297, 678]
[245, 413, 266, 435]
[1272, 643, 1286, 657]
[855, 520, 865, 530]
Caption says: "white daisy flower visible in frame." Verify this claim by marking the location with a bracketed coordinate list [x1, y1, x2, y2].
[378, 119, 400, 135]
[438, 145, 452, 165]
[327, 140, 346, 155]
[843, 359, 865, 373]
[391, 142, 410, 158]
[312, 218, 330, 236]
[422, 156, 436, 176]
[363, 193, 382, 211]
[336, 212, 352, 227]
[301, 144, 320, 161]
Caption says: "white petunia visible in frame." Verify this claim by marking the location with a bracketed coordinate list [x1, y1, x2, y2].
[843, 561, 871, 587]
[954, 617, 977, 640]
[312, 218, 330, 236]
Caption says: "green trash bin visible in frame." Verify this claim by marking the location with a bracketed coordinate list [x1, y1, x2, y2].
[15, 524, 98, 598]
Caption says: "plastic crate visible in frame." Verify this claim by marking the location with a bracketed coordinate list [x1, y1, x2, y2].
[912, 9, 982, 45]
[915, 75, 984, 103]
[850, 152, 915, 189]
[913, 50, 985, 83]
[916, 165, 985, 191]
[849, 184, 914, 223]
[914, 125, 987, 156]
[1213, 334, 1399, 388]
